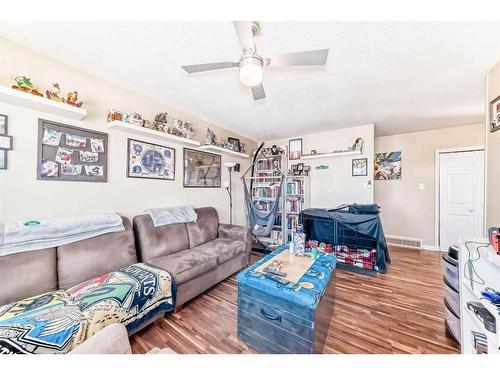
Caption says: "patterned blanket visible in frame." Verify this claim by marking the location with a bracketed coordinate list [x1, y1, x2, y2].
[0, 263, 175, 354]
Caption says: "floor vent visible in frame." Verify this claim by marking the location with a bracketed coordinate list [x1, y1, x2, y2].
[385, 235, 423, 249]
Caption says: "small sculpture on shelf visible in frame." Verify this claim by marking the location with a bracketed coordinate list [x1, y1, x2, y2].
[349, 137, 364, 152]
[46, 83, 65, 102]
[129, 112, 144, 127]
[168, 119, 194, 139]
[143, 119, 154, 129]
[154, 112, 169, 132]
[12, 76, 43, 97]
[65, 90, 83, 108]
[205, 128, 215, 145]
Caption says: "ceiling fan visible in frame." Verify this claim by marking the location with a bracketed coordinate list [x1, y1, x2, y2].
[181, 21, 329, 101]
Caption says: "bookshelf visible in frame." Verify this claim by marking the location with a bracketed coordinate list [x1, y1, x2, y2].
[251, 154, 287, 246]
[284, 175, 310, 243]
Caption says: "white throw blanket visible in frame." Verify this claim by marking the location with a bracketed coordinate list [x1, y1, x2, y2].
[0, 213, 125, 256]
[145, 206, 197, 227]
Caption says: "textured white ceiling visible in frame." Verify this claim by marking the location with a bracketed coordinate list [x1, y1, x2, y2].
[1, 21, 499, 140]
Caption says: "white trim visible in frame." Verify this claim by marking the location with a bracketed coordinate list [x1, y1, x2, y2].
[422, 244, 441, 252]
[434, 146, 485, 249]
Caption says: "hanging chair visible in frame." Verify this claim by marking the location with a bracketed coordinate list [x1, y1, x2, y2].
[243, 179, 284, 238]
[241, 142, 286, 244]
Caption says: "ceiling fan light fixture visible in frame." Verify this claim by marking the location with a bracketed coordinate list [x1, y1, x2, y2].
[239, 56, 263, 87]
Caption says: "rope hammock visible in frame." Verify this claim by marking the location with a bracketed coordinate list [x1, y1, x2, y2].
[241, 142, 286, 245]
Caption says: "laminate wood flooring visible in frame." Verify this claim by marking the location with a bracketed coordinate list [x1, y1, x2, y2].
[130, 246, 459, 354]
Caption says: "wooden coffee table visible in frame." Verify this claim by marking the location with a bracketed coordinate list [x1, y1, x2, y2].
[236, 246, 336, 354]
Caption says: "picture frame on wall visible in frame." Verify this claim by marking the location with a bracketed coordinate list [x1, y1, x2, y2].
[490, 95, 500, 132]
[183, 147, 221, 188]
[289, 138, 302, 160]
[37, 119, 108, 182]
[0, 150, 7, 170]
[227, 137, 241, 152]
[352, 158, 368, 176]
[127, 138, 175, 180]
[0, 114, 7, 135]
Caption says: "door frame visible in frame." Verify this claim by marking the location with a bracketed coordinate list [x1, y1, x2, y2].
[434, 146, 485, 249]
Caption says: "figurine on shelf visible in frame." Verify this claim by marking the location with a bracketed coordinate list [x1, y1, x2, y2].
[46, 83, 65, 102]
[12, 76, 43, 97]
[205, 128, 215, 145]
[143, 119, 154, 129]
[65, 90, 83, 108]
[168, 119, 194, 139]
[107, 109, 123, 122]
[129, 113, 144, 127]
[154, 112, 169, 132]
[349, 137, 364, 152]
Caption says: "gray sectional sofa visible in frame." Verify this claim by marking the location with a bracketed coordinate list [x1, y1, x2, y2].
[133, 207, 252, 307]
[0, 207, 251, 353]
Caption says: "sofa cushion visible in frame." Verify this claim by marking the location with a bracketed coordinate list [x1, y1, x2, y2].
[0, 248, 57, 307]
[192, 238, 246, 264]
[133, 214, 189, 261]
[57, 217, 137, 289]
[186, 207, 219, 248]
[148, 249, 218, 285]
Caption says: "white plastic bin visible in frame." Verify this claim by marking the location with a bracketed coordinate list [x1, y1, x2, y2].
[442, 253, 459, 291]
[445, 303, 461, 345]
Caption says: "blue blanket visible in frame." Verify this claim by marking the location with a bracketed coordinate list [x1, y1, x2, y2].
[237, 246, 336, 309]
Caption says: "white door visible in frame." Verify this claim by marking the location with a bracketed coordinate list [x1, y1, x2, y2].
[439, 150, 484, 251]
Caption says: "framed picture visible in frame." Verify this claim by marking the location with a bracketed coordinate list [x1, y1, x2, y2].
[0, 114, 7, 135]
[0, 134, 13, 150]
[228, 137, 241, 152]
[352, 158, 368, 176]
[289, 138, 302, 160]
[374, 152, 402, 180]
[183, 148, 221, 188]
[490, 95, 500, 132]
[0, 150, 7, 170]
[37, 119, 108, 182]
[303, 165, 311, 176]
[127, 138, 175, 180]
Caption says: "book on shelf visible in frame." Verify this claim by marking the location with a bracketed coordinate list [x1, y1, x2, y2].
[286, 181, 304, 195]
[285, 198, 303, 213]
[252, 186, 280, 198]
[255, 157, 282, 171]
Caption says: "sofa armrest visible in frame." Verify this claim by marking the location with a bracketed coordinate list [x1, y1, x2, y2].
[69, 323, 131, 354]
[218, 224, 252, 264]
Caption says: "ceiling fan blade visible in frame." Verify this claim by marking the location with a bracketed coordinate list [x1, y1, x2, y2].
[233, 21, 255, 51]
[252, 83, 266, 101]
[267, 49, 329, 66]
[181, 61, 237, 74]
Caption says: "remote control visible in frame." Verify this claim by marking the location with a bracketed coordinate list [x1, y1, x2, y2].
[263, 266, 287, 278]
[263, 272, 290, 285]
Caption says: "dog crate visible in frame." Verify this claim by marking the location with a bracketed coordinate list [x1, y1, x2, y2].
[302, 214, 379, 273]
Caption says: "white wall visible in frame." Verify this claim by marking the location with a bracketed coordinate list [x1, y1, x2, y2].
[264, 123, 374, 208]
[375, 123, 484, 247]
[486, 60, 500, 229]
[0, 38, 257, 225]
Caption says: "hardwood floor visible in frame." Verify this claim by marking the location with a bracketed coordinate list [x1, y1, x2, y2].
[130, 246, 459, 354]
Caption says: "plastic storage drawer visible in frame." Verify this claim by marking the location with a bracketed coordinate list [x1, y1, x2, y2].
[444, 276, 460, 317]
[442, 253, 459, 291]
[445, 303, 461, 345]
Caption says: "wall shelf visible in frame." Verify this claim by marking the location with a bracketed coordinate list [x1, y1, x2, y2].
[198, 144, 249, 159]
[300, 150, 362, 160]
[107, 120, 201, 146]
[0, 85, 87, 120]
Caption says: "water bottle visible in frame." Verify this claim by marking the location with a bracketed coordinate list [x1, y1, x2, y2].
[293, 225, 305, 256]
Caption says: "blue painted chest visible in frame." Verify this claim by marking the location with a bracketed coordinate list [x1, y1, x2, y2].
[236, 247, 337, 354]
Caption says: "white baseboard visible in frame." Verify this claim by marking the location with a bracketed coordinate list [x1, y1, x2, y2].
[422, 244, 441, 251]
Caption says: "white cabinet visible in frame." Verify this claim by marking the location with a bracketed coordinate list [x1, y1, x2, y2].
[459, 238, 500, 354]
